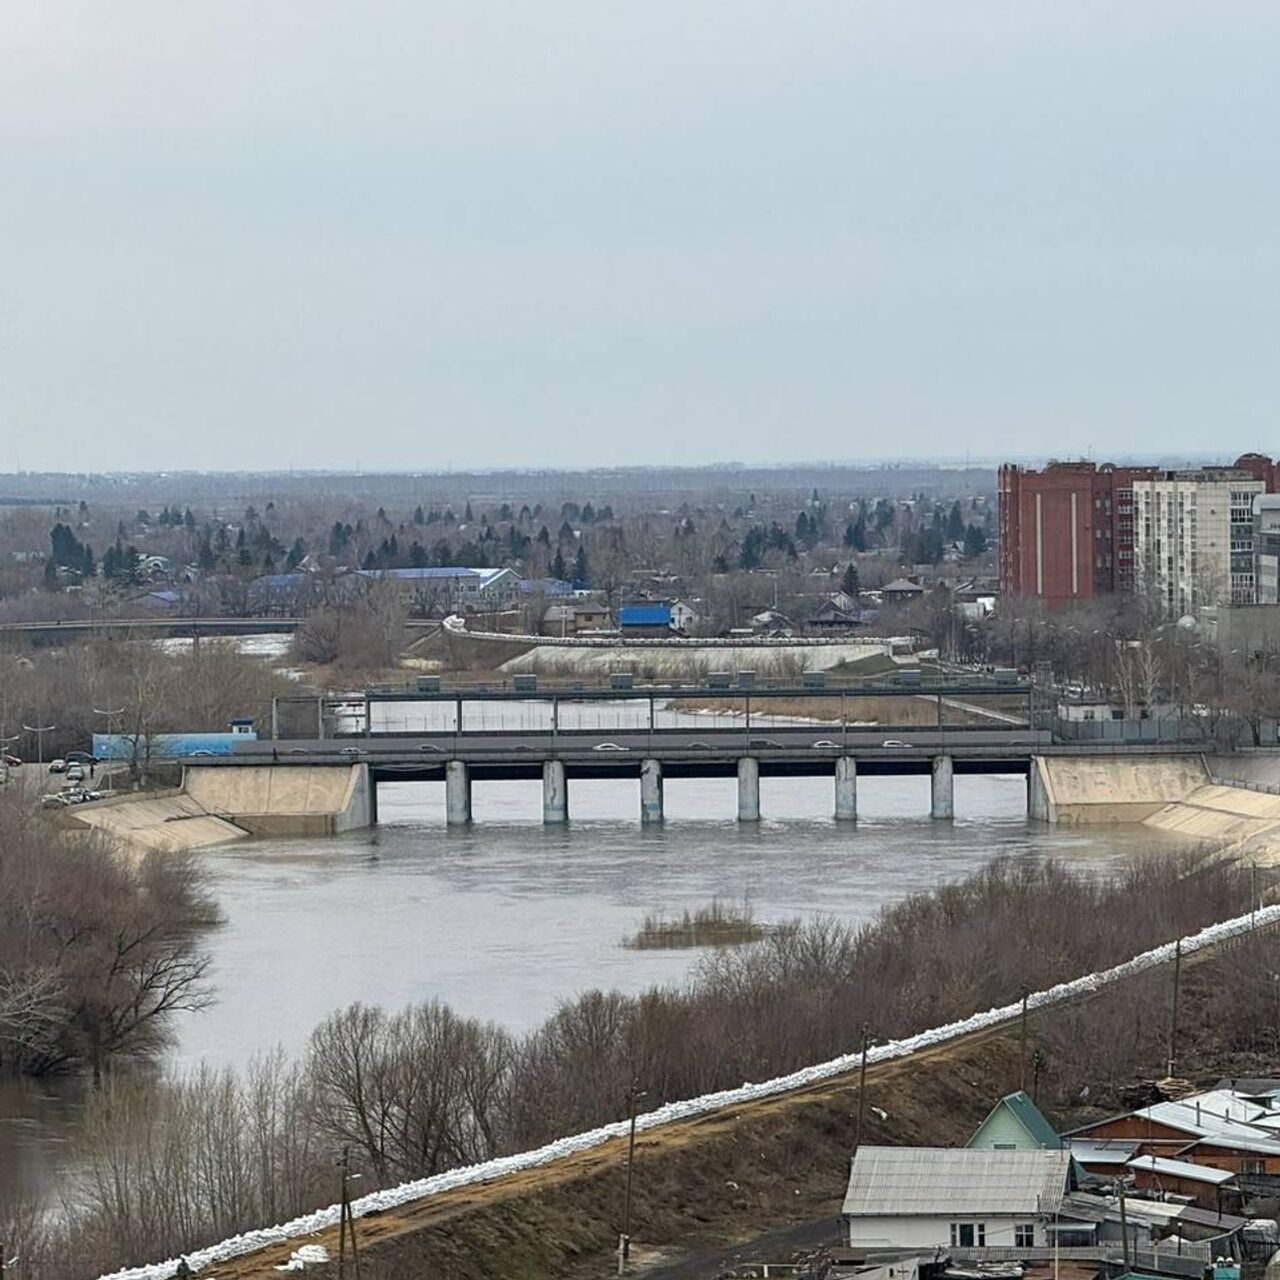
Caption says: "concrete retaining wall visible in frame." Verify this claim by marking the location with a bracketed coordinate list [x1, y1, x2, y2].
[183, 764, 372, 836]
[67, 764, 372, 853]
[1035, 756, 1209, 824]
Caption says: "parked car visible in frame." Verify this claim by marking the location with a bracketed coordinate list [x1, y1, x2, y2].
[48, 758, 68, 773]
[66, 764, 86, 783]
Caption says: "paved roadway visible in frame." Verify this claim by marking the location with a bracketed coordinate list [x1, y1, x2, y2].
[216, 726, 1050, 779]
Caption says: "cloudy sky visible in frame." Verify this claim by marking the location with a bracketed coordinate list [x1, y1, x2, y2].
[3, 2, 1279, 472]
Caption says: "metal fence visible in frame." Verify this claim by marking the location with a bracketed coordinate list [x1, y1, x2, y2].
[1053, 715, 1252, 746]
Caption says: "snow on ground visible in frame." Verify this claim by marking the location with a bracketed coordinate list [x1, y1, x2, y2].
[98, 903, 1280, 1280]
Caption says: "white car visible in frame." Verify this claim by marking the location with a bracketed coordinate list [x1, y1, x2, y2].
[880, 739, 912, 748]
[810, 740, 839, 749]
[592, 742, 629, 752]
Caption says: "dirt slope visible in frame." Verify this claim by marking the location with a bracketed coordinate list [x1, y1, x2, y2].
[217, 1028, 1023, 1280]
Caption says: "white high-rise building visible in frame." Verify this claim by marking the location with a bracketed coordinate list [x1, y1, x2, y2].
[1131, 469, 1265, 615]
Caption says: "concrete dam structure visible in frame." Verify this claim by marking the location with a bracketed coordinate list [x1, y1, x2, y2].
[68, 764, 373, 851]
[65, 745, 1280, 861]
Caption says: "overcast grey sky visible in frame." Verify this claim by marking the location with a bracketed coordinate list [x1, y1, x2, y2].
[3, 2, 1279, 473]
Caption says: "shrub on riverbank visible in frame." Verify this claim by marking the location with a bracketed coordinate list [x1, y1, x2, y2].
[0, 791, 219, 1079]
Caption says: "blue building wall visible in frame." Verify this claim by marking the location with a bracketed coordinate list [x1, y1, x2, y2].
[93, 732, 256, 760]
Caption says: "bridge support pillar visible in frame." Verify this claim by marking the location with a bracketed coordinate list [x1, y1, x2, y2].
[640, 759, 664, 824]
[931, 754, 954, 820]
[542, 760, 568, 824]
[835, 756, 858, 822]
[737, 757, 761, 822]
[445, 760, 472, 826]
[1027, 757, 1051, 822]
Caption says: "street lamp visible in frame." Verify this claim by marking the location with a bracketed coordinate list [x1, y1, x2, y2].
[21, 723, 55, 768]
[617, 1082, 648, 1275]
[93, 706, 125, 758]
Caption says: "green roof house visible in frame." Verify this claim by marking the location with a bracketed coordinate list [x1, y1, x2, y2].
[967, 1091, 1061, 1150]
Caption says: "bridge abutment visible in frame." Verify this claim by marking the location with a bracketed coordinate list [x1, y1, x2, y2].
[931, 754, 954, 819]
[640, 759, 664, 824]
[835, 756, 858, 821]
[737, 757, 761, 822]
[542, 760, 568, 824]
[446, 760, 472, 825]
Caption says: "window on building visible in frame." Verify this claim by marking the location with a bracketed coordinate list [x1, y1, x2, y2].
[1015, 1224, 1035, 1249]
[949, 1223, 986, 1248]
[1242, 1159, 1264, 1175]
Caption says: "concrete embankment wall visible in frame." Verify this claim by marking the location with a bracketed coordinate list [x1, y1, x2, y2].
[1034, 755, 1209, 824]
[68, 789, 249, 854]
[67, 765, 372, 852]
[183, 764, 372, 837]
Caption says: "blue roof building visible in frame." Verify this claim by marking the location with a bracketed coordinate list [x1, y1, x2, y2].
[619, 604, 673, 629]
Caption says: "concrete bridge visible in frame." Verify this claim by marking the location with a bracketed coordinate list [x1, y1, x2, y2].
[181, 727, 1215, 828]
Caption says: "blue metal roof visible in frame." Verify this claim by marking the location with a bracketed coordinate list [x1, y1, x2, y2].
[518, 577, 574, 596]
[255, 573, 308, 590]
[619, 604, 672, 626]
[357, 567, 482, 580]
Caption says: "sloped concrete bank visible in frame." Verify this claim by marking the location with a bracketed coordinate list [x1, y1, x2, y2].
[68, 788, 249, 854]
[67, 765, 372, 851]
[1030, 752, 1280, 863]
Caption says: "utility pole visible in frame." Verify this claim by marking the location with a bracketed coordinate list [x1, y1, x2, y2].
[22, 722, 55, 768]
[854, 1024, 871, 1154]
[1166, 939, 1182, 1079]
[1019, 989, 1030, 1093]
[336, 1146, 362, 1280]
[1118, 1177, 1131, 1270]
[618, 1082, 648, 1275]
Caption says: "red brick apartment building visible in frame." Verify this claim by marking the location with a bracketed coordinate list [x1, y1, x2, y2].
[998, 454, 1280, 606]
[998, 462, 1156, 606]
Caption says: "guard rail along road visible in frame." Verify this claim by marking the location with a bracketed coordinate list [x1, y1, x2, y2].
[99, 901, 1280, 1280]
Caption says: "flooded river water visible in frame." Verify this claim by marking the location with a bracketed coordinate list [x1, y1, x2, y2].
[2, 770, 1174, 1208]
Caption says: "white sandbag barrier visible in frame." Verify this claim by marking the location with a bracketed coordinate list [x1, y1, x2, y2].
[100, 902, 1280, 1280]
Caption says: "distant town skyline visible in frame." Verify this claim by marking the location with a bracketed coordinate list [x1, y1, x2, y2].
[5, 2, 1280, 473]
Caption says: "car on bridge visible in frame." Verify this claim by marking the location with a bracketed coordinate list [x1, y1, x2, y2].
[880, 739, 912, 748]
[592, 742, 629, 752]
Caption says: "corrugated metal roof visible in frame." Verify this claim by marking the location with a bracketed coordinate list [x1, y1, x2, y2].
[1128, 1155, 1235, 1186]
[1069, 1139, 1142, 1164]
[1136, 1092, 1279, 1144]
[1063, 1191, 1246, 1232]
[842, 1147, 1072, 1218]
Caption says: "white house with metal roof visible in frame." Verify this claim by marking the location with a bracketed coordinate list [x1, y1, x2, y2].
[842, 1146, 1076, 1253]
